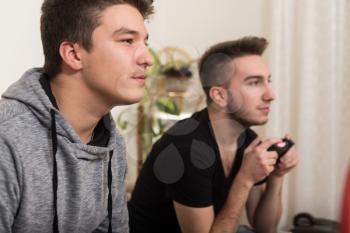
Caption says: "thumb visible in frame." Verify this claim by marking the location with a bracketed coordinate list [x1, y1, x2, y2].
[284, 133, 292, 140]
[258, 137, 282, 150]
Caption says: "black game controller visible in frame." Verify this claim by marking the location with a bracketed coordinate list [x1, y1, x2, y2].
[255, 138, 295, 185]
[267, 138, 295, 161]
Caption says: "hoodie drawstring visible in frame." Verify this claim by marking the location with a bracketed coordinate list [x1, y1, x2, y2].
[108, 150, 113, 232]
[50, 109, 113, 233]
[50, 109, 59, 233]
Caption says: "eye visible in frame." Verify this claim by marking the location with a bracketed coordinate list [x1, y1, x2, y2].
[249, 80, 260, 86]
[120, 38, 134, 44]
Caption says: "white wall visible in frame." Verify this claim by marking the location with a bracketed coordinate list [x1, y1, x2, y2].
[0, 1, 44, 94]
[147, 0, 271, 57]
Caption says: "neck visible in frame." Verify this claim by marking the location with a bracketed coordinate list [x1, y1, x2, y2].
[50, 72, 110, 144]
[208, 106, 247, 150]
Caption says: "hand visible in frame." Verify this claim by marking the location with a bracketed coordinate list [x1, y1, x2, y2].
[239, 137, 282, 185]
[271, 133, 299, 177]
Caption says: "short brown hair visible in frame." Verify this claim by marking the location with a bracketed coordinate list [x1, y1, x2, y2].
[198, 37, 268, 103]
[41, 0, 154, 77]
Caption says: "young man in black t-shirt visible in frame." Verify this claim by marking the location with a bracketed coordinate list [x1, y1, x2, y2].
[128, 37, 299, 233]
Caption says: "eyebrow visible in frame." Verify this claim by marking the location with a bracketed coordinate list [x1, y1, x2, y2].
[112, 27, 149, 41]
[244, 75, 271, 81]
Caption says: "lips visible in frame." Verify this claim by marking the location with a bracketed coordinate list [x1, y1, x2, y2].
[133, 75, 146, 80]
[132, 75, 146, 85]
[258, 106, 270, 113]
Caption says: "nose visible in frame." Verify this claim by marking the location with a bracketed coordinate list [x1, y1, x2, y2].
[263, 84, 276, 102]
[136, 44, 154, 69]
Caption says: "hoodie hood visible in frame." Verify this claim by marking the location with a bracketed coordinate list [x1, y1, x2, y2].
[2, 68, 119, 157]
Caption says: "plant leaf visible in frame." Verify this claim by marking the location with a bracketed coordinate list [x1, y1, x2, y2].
[156, 97, 180, 115]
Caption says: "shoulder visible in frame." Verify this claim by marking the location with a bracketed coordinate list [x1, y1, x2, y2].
[0, 99, 38, 143]
[165, 109, 208, 138]
[0, 99, 50, 164]
[149, 109, 215, 163]
[161, 109, 211, 146]
[148, 128, 218, 185]
[0, 99, 29, 126]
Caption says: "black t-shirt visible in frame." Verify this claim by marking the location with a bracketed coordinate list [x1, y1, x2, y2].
[39, 73, 110, 147]
[128, 108, 258, 233]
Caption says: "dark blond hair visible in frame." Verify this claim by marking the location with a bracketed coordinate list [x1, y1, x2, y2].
[198, 37, 268, 103]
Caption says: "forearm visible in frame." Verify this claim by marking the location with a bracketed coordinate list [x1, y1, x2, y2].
[210, 174, 254, 233]
[252, 176, 283, 233]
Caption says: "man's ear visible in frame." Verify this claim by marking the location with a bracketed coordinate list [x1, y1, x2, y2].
[209, 86, 228, 108]
[59, 41, 83, 71]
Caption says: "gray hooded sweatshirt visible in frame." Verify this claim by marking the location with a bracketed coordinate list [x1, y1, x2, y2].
[0, 68, 129, 233]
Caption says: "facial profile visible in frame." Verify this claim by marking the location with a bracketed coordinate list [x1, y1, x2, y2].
[225, 55, 275, 127]
[78, 4, 153, 107]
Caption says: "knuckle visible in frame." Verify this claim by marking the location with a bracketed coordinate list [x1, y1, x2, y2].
[255, 147, 263, 154]
[257, 156, 265, 164]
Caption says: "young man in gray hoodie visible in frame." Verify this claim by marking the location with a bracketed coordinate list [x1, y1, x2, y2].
[0, 0, 154, 232]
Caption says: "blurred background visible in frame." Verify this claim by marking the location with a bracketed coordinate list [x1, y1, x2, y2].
[0, 0, 349, 231]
